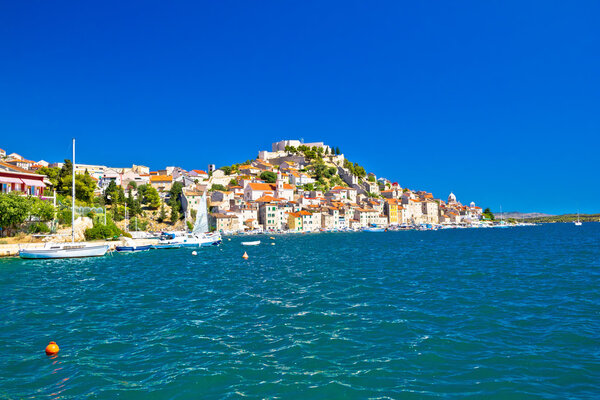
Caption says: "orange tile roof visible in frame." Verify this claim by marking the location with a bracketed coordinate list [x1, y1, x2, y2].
[255, 195, 284, 203]
[150, 175, 173, 182]
[247, 182, 294, 191]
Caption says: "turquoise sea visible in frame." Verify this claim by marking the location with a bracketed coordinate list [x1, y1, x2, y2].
[1, 224, 599, 399]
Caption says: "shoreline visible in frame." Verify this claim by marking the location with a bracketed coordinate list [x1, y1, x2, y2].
[0, 222, 543, 258]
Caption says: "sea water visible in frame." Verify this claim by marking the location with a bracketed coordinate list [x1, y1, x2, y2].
[1, 224, 599, 399]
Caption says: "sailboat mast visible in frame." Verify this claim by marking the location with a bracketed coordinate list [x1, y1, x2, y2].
[72, 138, 76, 243]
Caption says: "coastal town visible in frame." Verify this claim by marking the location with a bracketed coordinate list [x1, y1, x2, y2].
[0, 140, 496, 242]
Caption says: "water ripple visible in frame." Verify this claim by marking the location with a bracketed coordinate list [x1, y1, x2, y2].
[0, 224, 599, 398]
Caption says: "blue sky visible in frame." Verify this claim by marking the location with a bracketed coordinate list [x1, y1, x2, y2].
[1, 1, 598, 214]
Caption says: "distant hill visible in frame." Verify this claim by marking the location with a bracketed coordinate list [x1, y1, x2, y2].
[524, 213, 600, 223]
[492, 211, 554, 219]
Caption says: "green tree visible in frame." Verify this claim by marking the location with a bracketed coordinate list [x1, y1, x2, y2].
[36, 166, 61, 188]
[145, 186, 161, 209]
[220, 166, 232, 175]
[229, 179, 238, 186]
[303, 183, 314, 191]
[335, 147, 340, 155]
[210, 184, 228, 192]
[29, 197, 55, 221]
[483, 208, 495, 221]
[61, 170, 97, 204]
[260, 171, 277, 183]
[57, 159, 73, 194]
[0, 193, 31, 236]
[168, 182, 184, 211]
[170, 203, 180, 224]
[158, 203, 166, 223]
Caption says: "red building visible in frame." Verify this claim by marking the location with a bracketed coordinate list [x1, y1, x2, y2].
[0, 161, 50, 199]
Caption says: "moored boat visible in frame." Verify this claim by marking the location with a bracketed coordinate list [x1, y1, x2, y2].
[19, 138, 109, 260]
[115, 245, 152, 252]
[19, 243, 109, 259]
[242, 240, 261, 246]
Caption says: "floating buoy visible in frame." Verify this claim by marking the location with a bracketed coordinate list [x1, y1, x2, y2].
[45, 341, 59, 356]
[242, 251, 249, 259]
[228, 238, 231, 241]
[270, 237, 275, 240]
[191, 251, 197, 256]
[271, 243, 275, 246]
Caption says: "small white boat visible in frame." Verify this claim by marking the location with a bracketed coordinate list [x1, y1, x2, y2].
[19, 138, 109, 260]
[19, 242, 109, 259]
[574, 211, 582, 226]
[242, 240, 261, 246]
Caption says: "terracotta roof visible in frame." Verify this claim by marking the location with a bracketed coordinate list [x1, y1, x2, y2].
[192, 169, 208, 174]
[0, 160, 41, 175]
[247, 182, 294, 191]
[255, 195, 284, 203]
[150, 175, 173, 182]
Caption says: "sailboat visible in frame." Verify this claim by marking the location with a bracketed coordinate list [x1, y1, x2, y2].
[19, 139, 109, 259]
[154, 192, 221, 248]
[574, 211, 582, 226]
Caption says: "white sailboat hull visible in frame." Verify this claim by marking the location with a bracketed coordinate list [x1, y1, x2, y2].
[19, 244, 109, 259]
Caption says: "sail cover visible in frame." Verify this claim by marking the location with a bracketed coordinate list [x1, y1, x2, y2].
[193, 192, 209, 234]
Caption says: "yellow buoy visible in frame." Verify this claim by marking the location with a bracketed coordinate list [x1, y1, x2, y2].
[45, 341, 59, 355]
[270, 237, 275, 240]
[242, 251, 249, 259]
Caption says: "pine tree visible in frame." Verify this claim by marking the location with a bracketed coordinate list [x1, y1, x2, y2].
[170, 204, 179, 224]
[158, 203, 166, 223]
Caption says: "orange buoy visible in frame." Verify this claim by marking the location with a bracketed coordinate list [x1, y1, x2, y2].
[45, 341, 59, 355]
[242, 251, 249, 259]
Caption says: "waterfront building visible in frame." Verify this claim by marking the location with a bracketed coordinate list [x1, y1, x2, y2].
[0, 161, 50, 199]
[181, 188, 205, 219]
[209, 213, 239, 232]
[384, 199, 400, 225]
[287, 212, 303, 231]
[422, 200, 440, 224]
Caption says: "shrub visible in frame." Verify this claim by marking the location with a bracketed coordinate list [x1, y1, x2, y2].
[27, 222, 50, 234]
[58, 209, 72, 226]
[84, 222, 127, 241]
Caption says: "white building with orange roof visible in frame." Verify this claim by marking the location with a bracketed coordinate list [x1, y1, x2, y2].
[6, 159, 36, 170]
[6, 152, 23, 160]
[328, 186, 357, 202]
[244, 172, 294, 202]
[150, 174, 173, 193]
[189, 169, 209, 180]
[238, 164, 261, 176]
[288, 169, 314, 186]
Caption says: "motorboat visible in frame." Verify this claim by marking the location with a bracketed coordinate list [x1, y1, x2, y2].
[242, 240, 261, 246]
[115, 237, 152, 252]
